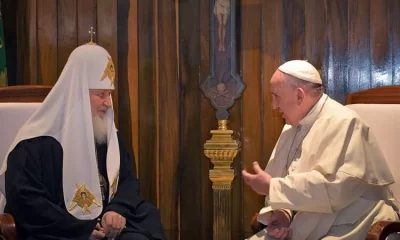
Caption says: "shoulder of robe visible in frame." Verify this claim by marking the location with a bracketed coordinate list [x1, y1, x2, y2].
[10, 136, 62, 157]
[317, 101, 365, 129]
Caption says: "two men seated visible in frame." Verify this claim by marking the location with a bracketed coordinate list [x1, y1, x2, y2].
[0, 43, 398, 240]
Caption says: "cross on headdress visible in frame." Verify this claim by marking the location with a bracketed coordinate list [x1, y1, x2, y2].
[86, 27, 96, 45]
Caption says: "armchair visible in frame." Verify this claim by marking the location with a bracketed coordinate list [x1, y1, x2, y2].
[0, 85, 51, 240]
[346, 86, 400, 240]
[250, 86, 400, 240]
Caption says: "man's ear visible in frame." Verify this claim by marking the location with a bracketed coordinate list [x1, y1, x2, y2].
[296, 88, 306, 104]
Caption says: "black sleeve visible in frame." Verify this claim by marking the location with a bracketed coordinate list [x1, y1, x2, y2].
[4, 138, 97, 240]
[104, 133, 143, 217]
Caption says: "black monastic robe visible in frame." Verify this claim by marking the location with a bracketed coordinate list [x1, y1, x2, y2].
[4, 133, 166, 240]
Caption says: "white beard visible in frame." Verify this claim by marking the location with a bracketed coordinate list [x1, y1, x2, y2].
[92, 115, 108, 144]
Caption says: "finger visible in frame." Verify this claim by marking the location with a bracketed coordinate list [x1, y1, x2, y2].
[267, 223, 277, 236]
[113, 217, 123, 232]
[242, 170, 255, 182]
[119, 216, 126, 230]
[241, 170, 250, 179]
[111, 215, 118, 228]
[102, 215, 110, 228]
[268, 227, 280, 238]
[112, 216, 124, 238]
[278, 228, 289, 240]
[103, 222, 113, 236]
[93, 230, 106, 239]
[122, 217, 126, 229]
[253, 161, 263, 174]
[109, 216, 118, 238]
[95, 223, 104, 232]
[274, 227, 286, 239]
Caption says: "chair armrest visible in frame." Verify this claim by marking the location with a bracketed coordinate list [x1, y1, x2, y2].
[0, 214, 16, 240]
[366, 220, 400, 240]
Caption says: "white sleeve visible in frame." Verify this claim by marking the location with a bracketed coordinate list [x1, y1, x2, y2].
[269, 170, 368, 213]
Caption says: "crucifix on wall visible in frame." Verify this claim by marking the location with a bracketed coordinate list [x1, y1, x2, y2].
[201, 0, 244, 120]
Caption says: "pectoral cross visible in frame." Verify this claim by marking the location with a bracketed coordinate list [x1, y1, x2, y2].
[87, 27, 96, 45]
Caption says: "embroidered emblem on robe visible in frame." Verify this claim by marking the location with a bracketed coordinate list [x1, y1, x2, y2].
[68, 183, 101, 214]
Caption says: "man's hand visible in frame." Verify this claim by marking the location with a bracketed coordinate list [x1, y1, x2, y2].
[101, 211, 126, 239]
[89, 223, 105, 240]
[242, 161, 272, 195]
[266, 210, 292, 240]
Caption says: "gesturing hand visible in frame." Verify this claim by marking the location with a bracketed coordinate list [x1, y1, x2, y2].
[242, 161, 272, 195]
[101, 211, 126, 239]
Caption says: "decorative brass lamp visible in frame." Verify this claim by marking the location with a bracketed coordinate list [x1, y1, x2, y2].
[200, 0, 245, 239]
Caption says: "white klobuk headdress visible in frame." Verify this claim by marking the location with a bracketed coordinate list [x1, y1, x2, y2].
[0, 43, 120, 220]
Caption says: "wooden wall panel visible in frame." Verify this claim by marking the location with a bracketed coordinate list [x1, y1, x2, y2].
[229, 76, 243, 239]
[126, 0, 139, 173]
[261, 0, 284, 191]
[178, 0, 202, 239]
[77, 0, 95, 45]
[370, 0, 392, 87]
[230, 103, 243, 240]
[324, 0, 348, 103]
[241, 0, 263, 236]
[97, 0, 119, 124]
[37, 0, 57, 86]
[2, 0, 18, 85]
[304, 0, 326, 70]
[137, 0, 158, 207]
[283, 0, 305, 61]
[348, 0, 371, 92]
[158, 0, 179, 239]
[16, 0, 37, 85]
[116, 0, 136, 174]
[8, 0, 400, 239]
[57, 0, 77, 76]
[199, 0, 214, 239]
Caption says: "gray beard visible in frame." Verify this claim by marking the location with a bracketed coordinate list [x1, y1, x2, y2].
[92, 115, 108, 144]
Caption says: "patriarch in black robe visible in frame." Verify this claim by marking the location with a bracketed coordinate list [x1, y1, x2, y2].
[0, 42, 166, 240]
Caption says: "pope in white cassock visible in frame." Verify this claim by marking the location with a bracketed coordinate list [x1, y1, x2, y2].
[243, 60, 399, 240]
[0, 43, 166, 240]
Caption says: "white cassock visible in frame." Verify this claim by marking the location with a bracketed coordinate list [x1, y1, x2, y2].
[248, 94, 399, 240]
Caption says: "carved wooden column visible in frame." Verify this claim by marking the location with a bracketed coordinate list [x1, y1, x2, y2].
[200, 0, 245, 239]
